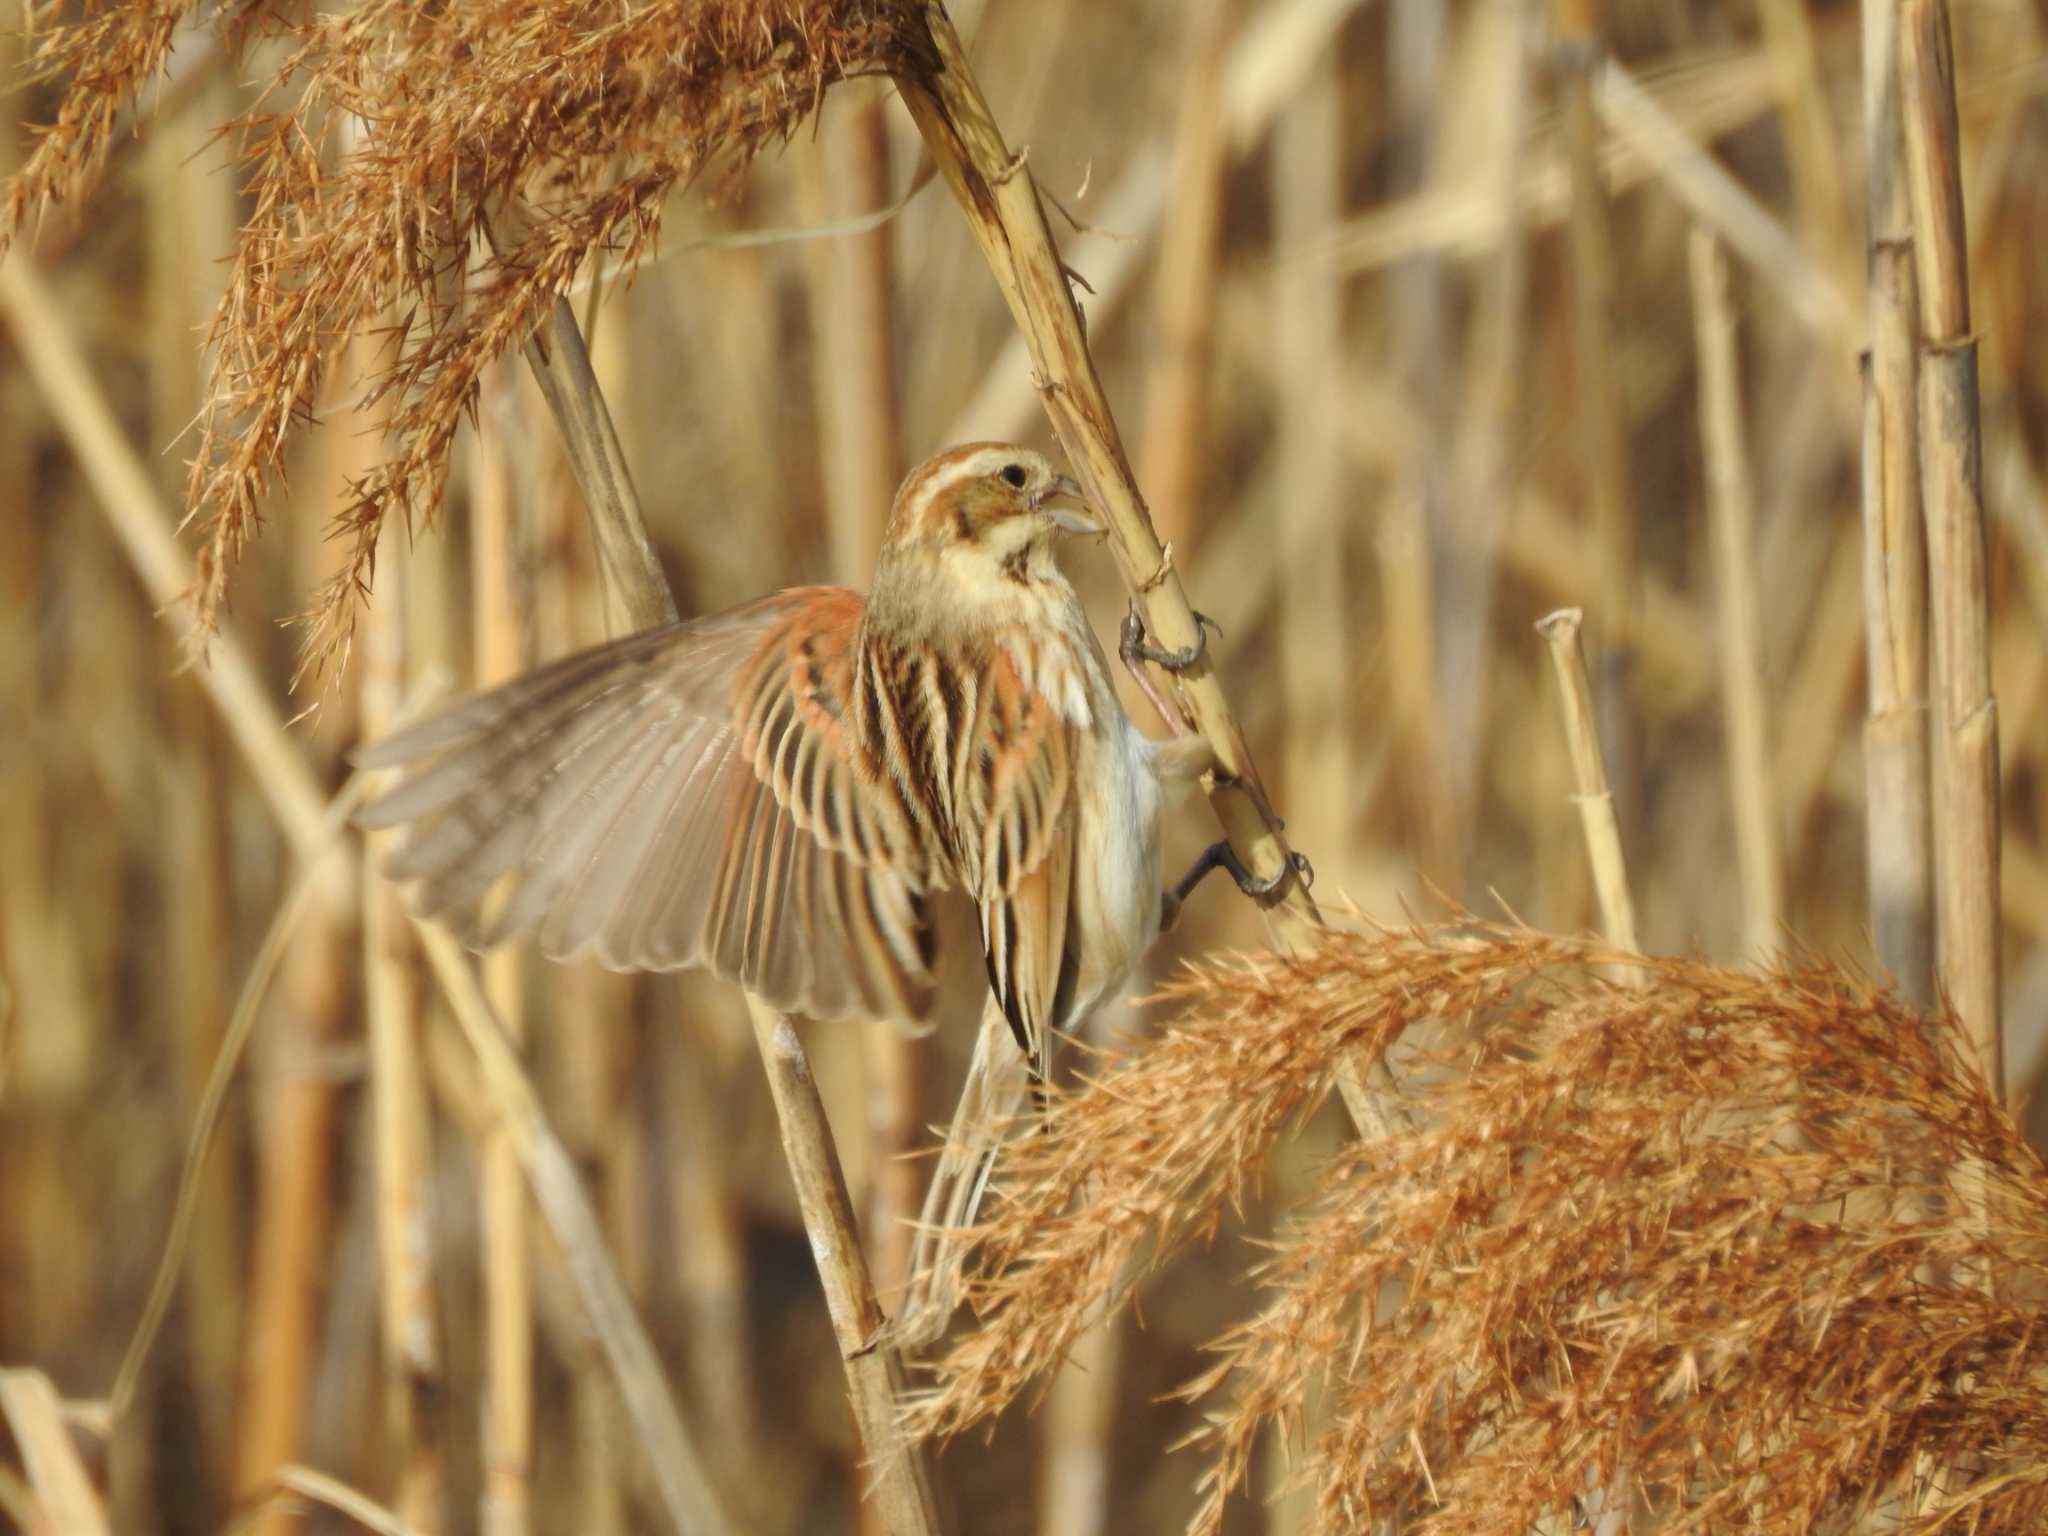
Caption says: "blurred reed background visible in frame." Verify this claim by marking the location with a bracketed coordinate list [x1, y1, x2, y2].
[1, 0, 2046, 1531]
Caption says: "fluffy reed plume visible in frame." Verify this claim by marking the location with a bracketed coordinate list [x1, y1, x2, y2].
[7, 0, 927, 678]
[907, 921, 2048, 1534]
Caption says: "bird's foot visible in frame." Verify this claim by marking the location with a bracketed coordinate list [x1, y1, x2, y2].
[1169, 839, 1314, 908]
[1119, 601, 1220, 674]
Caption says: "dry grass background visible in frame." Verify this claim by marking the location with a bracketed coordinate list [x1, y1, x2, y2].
[2, 0, 2048, 1532]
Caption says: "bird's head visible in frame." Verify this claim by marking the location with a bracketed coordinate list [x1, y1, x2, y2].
[881, 444, 1103, 578]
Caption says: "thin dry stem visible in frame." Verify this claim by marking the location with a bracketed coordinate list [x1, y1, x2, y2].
[1689, 230, 1786, 954]
[1536, 608, 1641, 956]
[1552, 10, 1639, 798]
[1901, 0, 2003, 1102]
[1137, 0, 1235, 549]
[468, 360, 534, 1536]
[0, 1370, 111, 1536]
[1860, 0, 1935, 1007]
[746, 998, 945, 1535]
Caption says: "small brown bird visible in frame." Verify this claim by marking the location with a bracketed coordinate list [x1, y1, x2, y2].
[357, 442, 1283, 1080]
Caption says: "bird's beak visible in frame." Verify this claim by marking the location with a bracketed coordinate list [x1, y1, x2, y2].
[1033, 475, 1103, 536]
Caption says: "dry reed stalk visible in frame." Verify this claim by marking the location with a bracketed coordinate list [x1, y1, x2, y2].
[945, 0, 1364, 455]
[1754, 0, 1859, 319]
[1439, 1, 1535, 884]
[466, 360, 533, 1536]
[746, 999, 945, 1535]
[1859, 0, 1935, 1007]
[1536, 609, 1641, 957]
[1377, 0, 1459, 888]
[161, 624, 243, 1488]
[232, 922, 349, 1529]
[108, 778, 371, 1451]
[1212, 308, 1722, 717]
[1772, 522, 1869, 860]
[657, 988, 769, 1522]
[144, 83, 246, 1470]
[1594, 58, 1852, 340]
[802, 87, 904, 586]
[360, 473, 448, 1535]
[891, 0, 1315, 928]
[908, 922, 2048, 1533]
[1901, 0, 2003, 1101]
[243, 1463, 431, 1536]
[1689, 229, 1786, 955]
[1037, 1307, 1121, 1536]
[1317, 41, 1784, 275]
[1271, 57, 1352, 867]
[0, 1369, 110, 1536]
[1136, 0, 1234, 550]
[1551, 0, 1641, 817]
[515, 291, 674, 634]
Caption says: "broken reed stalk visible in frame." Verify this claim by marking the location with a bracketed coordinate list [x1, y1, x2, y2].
[1859, 0, 1936, 1008]
[1900, 0, 2002, 1102]
[1536, 608, 1641, 958]
[501, 193, 943, 1536]
[1689, 229, 1786, 955]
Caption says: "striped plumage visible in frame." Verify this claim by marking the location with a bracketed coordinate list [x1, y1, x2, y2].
[357, 443, 1212, 1078]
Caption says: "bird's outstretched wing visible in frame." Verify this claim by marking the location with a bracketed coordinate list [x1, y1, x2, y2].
[355, 587, 941, 1023]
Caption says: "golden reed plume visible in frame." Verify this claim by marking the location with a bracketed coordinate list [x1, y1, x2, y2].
[908, 917, 2048, 1534]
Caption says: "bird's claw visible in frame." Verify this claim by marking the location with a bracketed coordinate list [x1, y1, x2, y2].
[1120, 602, 1220, 674]
[1169, 840, 1314, 908]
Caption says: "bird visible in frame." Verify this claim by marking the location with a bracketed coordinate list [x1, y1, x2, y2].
[354, 441, 1292, 1089]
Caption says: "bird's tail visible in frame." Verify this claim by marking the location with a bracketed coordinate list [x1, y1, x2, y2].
[889, 993, 1037, 1348]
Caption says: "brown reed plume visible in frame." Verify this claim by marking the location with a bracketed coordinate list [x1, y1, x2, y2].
[7, 0, 927, 681]
[906, 919, 2048, 1534]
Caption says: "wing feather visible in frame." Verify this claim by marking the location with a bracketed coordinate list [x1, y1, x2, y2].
[356, 588, 940, 1024]
[956, 642, 1085, 1074]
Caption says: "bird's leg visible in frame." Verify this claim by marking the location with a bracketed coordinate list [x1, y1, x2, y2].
[1119, 601, 1220, 736]
[1163, 838, 1314, 923]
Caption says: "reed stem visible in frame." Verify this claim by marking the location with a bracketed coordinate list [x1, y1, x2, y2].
[1900, 0, 2003, 1100]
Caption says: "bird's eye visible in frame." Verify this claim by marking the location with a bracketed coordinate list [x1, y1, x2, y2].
[999, 463, 1028, 490]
